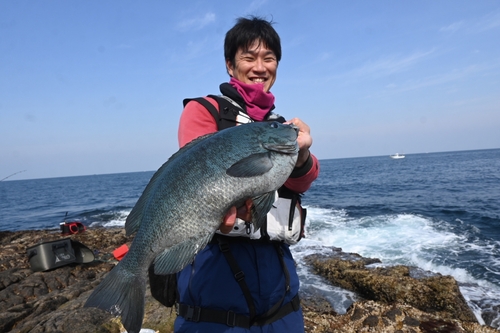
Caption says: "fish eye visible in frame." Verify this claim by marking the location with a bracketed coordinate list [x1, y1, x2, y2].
[269, 122, 280, 129]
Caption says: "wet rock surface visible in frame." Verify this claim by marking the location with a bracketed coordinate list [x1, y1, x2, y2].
[302, 300, 498, 333]
[0, 229, 497, 332]
[0, 228, 127, 333]
[303, 248, 497, 332]
[305, 251, 477, 322]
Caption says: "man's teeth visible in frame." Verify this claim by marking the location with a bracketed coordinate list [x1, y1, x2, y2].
[252, 78, 265, 83]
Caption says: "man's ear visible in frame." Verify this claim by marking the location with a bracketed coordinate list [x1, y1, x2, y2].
[225, 58, 234, 76]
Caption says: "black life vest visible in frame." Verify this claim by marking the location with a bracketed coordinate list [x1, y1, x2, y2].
[183, 94, 286, 130]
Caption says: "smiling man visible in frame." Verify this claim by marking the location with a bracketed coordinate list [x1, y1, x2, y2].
[226, 40, 277, 92]
[165, 16, 320, 333]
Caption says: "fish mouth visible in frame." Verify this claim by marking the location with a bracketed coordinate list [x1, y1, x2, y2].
[283, 123, 300, 137]
[262, 141, 299, 154]
[261, 122, 299, 154]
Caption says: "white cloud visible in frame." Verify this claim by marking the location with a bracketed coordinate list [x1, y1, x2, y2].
[368, 62, 498, 97]
[440, 21, 464, 33]
[177, 12, 216, 32]
[245, 0, 269, 15]
[474, 10, 500, 32]
[316, 52, 331, 62]
[440, 10, 500, 34]
[345, 49, 436, 79]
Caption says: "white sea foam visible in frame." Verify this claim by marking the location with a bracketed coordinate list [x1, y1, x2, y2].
[100, 220, 126, 228]
[294, 206, 500, 328]
[292, 238, 359, 314]
[89, 209, 129, 228]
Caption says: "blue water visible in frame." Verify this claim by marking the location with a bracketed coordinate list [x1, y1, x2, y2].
[1, 149, 499, 328]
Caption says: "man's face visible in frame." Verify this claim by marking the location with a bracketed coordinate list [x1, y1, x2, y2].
[226, 39, 278, 93]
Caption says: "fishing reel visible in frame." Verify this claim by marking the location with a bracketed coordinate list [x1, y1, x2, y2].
[60, 221, 86, 235]
[60, 212, 86, 235]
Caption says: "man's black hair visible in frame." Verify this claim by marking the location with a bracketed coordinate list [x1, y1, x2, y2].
[224, 16, 281, 67]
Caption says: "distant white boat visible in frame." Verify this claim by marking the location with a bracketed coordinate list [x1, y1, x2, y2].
[390, 153, 405, 159]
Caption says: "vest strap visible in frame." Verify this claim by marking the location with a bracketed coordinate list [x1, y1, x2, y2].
[176, 294, 300, 328]
[216, 236, 257, 321]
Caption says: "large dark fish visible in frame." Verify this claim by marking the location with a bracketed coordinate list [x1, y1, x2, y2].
[84, 121, 299, 333]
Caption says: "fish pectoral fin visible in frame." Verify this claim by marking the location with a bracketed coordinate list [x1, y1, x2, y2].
[251, 191, 278, 231]
[226, 152, 273, 177]
[154, 233, 214, 275]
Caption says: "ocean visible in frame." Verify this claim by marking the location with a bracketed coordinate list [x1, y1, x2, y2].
[1, 148, 499, 328]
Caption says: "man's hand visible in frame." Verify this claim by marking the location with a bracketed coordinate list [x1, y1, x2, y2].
[219, 199, 253, 234]
[285, 118, 313, 168]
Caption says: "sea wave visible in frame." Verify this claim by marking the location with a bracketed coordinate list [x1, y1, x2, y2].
[295, 206, 500, 328]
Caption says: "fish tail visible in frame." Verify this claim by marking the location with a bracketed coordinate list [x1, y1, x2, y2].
[84, 264, 146, 333]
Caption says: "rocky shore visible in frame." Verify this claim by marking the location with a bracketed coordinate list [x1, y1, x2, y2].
[0, 228, 497, 333]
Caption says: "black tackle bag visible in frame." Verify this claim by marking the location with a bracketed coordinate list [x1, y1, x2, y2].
[27, 238, 94, 272]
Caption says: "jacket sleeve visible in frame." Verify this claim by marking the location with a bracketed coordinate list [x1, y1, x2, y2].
[284, 153, 320, 194]
[178, 98, 219, 148]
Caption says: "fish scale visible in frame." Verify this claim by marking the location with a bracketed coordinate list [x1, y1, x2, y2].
[84, 121, 298, 333]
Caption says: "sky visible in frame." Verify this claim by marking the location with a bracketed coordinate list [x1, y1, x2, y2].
[1, 1, 499, 180]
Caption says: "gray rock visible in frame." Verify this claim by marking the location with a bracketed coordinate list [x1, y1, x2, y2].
[1, 229, 497, 333]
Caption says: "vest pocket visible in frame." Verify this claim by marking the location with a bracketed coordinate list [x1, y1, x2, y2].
[266, 197, 305, 245]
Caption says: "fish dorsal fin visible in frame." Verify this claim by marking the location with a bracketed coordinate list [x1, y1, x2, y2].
[153, 233, 214, 275]
[125, 133, 216, 236]
[226, 152, 273, 178]
[251, 191, 277, 231]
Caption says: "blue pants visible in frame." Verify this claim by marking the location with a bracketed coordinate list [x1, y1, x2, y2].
[174, 240, 304, 333]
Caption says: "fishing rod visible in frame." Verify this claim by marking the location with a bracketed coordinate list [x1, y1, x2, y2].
[0, 170, 27, 182]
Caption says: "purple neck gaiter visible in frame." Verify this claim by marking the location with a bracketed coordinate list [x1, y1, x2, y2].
[229, 77, 275, 121]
